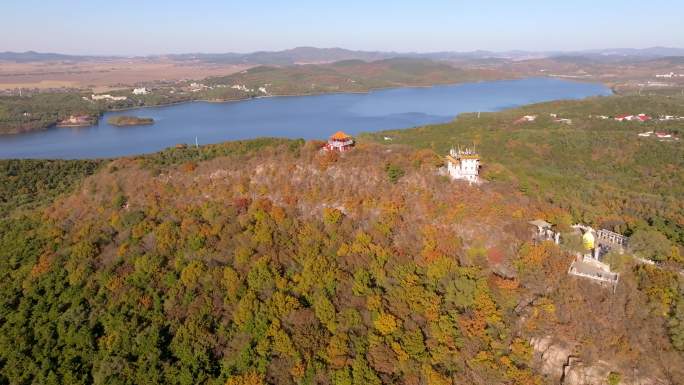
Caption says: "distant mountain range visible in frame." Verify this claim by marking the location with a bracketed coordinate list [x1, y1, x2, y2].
[0, 51, 105, 62]
[2, 46, 684, 65]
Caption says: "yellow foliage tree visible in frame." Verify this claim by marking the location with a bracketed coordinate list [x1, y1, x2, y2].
[225, 371, 265, 385]
[374, 312, 400, 335]
[422, 364, 452, 385]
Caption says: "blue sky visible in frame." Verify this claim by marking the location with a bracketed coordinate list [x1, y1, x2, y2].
[2, 0, 683, 55]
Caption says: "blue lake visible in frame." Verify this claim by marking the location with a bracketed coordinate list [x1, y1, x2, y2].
[0, 78, 611, 159]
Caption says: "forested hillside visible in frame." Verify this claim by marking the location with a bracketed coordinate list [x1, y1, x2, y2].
[0, 159, 103, 216]
[0, 93, 100, 134]
[0, 136, 682, 384]
[366, 94, 684, 246]
[204, 58, 510, 97]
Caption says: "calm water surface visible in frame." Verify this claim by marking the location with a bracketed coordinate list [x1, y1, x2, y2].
[0, 78, 611, 159]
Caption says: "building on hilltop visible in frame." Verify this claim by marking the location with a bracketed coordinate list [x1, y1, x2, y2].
[446, 146, 480, 184]
[596, 229, 628, 254]
[565, 224, 626, 292]
[568, 254, 619, 292]
[324, 131, 355, 152]
[529, 219, 560, 244]
[133, 87, 149, 95]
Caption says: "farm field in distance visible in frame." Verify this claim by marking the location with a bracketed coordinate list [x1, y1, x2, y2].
[0, 57, 251, 92]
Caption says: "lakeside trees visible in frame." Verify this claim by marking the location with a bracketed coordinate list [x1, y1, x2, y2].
[0, 93, 99, 134]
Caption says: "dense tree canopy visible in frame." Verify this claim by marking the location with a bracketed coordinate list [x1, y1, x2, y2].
[0, 93, 683, 384]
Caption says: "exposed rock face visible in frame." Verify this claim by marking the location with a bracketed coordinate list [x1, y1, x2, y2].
[563, 358, 614, 385]
[530, 336, 575, 382]
[530, 336, 669, 385]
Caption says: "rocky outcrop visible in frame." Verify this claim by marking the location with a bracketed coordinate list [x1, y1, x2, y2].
[530, 336, 669, 385]
[562, 358, 616, 385]
[530, 336, 575, 382]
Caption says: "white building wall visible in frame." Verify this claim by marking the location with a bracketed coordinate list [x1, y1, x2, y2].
[447, 150, 480, 184]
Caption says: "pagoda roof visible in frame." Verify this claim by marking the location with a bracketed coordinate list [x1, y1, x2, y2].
[330, 131, 352, 140]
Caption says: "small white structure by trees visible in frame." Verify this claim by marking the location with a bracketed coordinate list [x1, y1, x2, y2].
[446, 147, 480, 184]
[132, 87, 149, 95]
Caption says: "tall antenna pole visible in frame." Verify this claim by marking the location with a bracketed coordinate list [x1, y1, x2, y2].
[195, 136, 198, 148]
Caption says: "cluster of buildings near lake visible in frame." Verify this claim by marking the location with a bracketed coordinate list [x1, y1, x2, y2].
[654, 72, 683, 78]
[87, 87, 150, 102]
[514, 113, 574, 125]
[514, 111, 682, 141]
[56, 114, 96, 127]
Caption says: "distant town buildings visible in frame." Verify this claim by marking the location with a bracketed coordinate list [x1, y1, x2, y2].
[446, 147, 480, 184]
[655, 132, 675, 139]
[226, 84, 270, 94]
[189, 83, 206, 92]
[637, 130, 680, 141]
[57, 114, 94, 127]
[614, 113, 651, 122]
[514, 115, 537, 124]
[655, 72, 680, 78]
[657, 115, 684, 121]
[91, 94, 127, 101]
[230, 84, 253, 93]
[324, 131, 355, 152]
[549, 113, 572, 124]
[132, 87, 150, 95]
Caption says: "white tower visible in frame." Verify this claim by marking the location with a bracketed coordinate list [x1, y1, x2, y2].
[446, 146, 480, 184]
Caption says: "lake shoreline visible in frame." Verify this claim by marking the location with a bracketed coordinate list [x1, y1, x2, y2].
[103, 77, 524, 113]
[0, 78, 613, 159]
[0, 75, 603, 136]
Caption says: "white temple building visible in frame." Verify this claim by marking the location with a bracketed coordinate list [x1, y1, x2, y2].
[446, 147, 480, 184]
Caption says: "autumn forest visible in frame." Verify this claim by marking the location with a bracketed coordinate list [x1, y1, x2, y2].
[0, 95, 683, 385]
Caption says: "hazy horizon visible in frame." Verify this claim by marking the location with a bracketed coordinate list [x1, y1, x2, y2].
[2, 0, 684, 56]
[3, 45, 684, 58]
